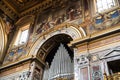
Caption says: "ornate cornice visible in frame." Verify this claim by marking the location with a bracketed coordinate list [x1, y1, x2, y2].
[70, 25, 120, 48]
[0, 0, 18, 20]
[0, 0, 68, 21]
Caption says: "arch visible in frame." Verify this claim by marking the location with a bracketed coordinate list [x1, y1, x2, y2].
[28, 24, 86, 57]
[15, 15, 35, 27]
[0, 17, 7, 64]
[43, 34, 73, 64]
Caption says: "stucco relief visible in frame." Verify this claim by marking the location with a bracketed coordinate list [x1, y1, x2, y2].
[28, 25, 85, 57]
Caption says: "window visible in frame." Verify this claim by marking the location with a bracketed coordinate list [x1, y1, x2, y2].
[95, 0, 117, 12]
[14, 24, 29, 46]
[19, 29, 29, 44]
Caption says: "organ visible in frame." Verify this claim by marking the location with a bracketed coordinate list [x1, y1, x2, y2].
[43, 44, 73, 80]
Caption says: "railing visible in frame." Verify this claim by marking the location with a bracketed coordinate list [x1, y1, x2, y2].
[104, 73, 120, 80]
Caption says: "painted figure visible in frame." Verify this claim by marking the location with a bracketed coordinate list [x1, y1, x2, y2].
[68, 8, 75, 20]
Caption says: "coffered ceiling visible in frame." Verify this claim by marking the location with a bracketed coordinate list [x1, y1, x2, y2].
[0, 0, 68, 20]
[4, 0, 44, 13]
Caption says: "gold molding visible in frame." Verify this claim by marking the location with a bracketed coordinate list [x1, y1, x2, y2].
[0, 61, 30, 77]
[15, 15, 35, 26]
[75, 33, 120, 53]
[3, 0, 19, 15]
[77, 40, 120, 53]
[27, 23, 81, 54]
[0, 17, 7, 65]
[70, 24, 120, 47]
[20, 0, 52, 16]
[1, 55, 32, 69]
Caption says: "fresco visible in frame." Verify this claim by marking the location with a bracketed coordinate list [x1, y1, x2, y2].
[4, 48, 27, 64]
[35, 0, 83, 34]
[0, 13, 14, 34]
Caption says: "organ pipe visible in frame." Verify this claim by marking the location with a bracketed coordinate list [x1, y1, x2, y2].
[43, 44, 73, 80]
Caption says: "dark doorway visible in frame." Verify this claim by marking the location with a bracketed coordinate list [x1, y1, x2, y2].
[107, 59, 120, 74]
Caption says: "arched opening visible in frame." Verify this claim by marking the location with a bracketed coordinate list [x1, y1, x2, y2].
[0, 18, 7, 65]
[29, 24, 86, 56]
[43, 34, 73, 65]
[29, 24, 85, 80]
[39, 34, 74, 79]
